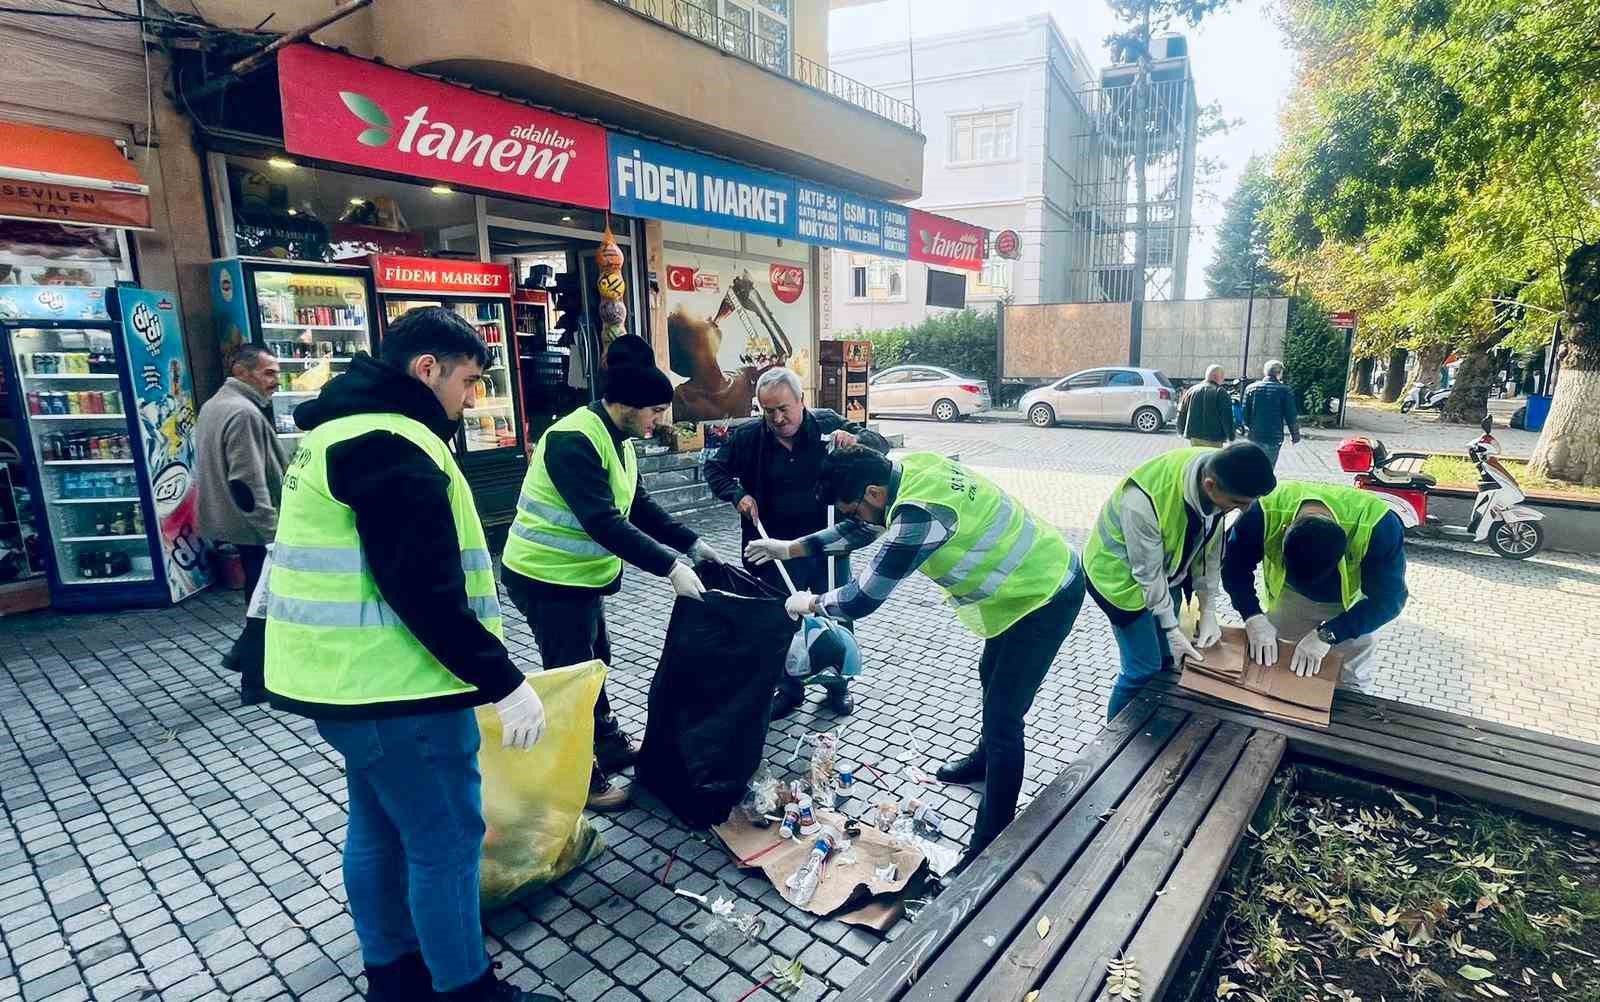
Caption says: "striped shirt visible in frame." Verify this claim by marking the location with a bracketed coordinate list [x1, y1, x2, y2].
[797, 470, 956, 620]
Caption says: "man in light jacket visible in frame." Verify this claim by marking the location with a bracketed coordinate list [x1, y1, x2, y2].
[197, 344, 287, 703]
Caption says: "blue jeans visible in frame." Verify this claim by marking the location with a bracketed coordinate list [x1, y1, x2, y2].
[1106, 587, 1183, 721]
[1248, 436, 1283, 466]
[317, 710, 488, 993]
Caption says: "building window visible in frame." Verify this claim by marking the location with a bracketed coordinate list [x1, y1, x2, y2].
[851, 266, 868, 299]
[975, 257, 1012, 297]
[849, 255, 905, 301]
[948, 110, 1017, 165]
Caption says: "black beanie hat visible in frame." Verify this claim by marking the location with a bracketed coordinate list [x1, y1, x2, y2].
[1205, 441, 1278, 498]
[602, 335, 673, 408]
[1283, 515, 1348, 592]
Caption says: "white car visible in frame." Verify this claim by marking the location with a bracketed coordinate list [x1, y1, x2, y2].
[868, 365, 992, 422]
[1019, 367, 1178, 434]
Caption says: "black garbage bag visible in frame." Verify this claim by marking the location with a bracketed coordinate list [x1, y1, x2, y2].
[637, 561, 798, 827]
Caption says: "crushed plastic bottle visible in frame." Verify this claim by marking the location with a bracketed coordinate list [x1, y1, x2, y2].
[910, 801, 944, 838]
[786, 824, 839, 907]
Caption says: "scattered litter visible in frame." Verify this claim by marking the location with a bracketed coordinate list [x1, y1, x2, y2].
[744, 770, 783, 817]
[875, 862, 899, 882]
[674, 888, 709, 905]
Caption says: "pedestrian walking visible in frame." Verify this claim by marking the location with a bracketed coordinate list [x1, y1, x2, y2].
[500, 334, 723, 811]
[264, 307, 554, 1001]
[1223, 481, 1409, 685]
[1085, 442, 1278, 719]
[197, 343, 287, 705]
[703, 366, 890, 719]
[1176, 365, 1236, 448]
[746, 446, 1086, 863]
[1241, 359, 1301, 465]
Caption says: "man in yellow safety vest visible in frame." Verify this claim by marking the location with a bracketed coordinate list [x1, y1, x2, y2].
[746, 445, 1085, 859]
[265, 307, 553, 1002]
[500, 335, 722, 811]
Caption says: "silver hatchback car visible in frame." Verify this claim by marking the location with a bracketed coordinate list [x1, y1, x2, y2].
[1019, 367, 1177, 433]
[868, 365, 992, 422]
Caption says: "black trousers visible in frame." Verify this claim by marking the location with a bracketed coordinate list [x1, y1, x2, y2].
[229, 544, 270, 700]
[971, 566, 1087, 853]
[503, 582, 617, 730]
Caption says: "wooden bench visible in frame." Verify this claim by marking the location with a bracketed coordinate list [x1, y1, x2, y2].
[839, 696, 1286, 1002]
[1151, 678, 1600, 832]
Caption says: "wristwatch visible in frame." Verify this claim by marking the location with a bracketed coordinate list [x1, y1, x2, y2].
[1316, 623, 1338, 645]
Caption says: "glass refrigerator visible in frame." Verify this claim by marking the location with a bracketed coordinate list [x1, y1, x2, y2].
[209, 257, 376, 455]
[0, 284, 211, 609]
[369, 255, 525, 520]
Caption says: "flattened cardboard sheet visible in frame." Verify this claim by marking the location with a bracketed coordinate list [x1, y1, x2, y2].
[1178, 626, 1343, 727]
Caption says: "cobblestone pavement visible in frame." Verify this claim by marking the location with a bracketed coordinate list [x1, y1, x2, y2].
[2, 409, 1596, 1002]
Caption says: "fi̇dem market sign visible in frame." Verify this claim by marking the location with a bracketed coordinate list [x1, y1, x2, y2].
[278, 44, 611, 209]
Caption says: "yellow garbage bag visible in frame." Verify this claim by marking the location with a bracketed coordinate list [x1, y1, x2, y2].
[476, 660, 607, 907]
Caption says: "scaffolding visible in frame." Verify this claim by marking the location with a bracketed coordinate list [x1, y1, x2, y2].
[1065, 55, 1198, 304]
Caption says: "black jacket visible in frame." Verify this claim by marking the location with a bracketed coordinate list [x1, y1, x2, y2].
[268, 354, 524, 720]
[502, 402, 699, 602]
[703, 409, 889, 547]
[1177, 381, 1236, 442]
[1242, 378, 1301, 443]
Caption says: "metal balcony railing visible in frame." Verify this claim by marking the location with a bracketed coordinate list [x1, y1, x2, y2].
[608, 0, 922, 133]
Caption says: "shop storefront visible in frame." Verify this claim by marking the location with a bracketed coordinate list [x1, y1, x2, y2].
[1, 121, 210, 614]
[183, 42, 987, 522]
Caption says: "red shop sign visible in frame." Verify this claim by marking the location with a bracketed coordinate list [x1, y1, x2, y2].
[371, 255, 512, 296]
[769, 264, 805, 304]
[279, 44, 611, 209]
[666, 265, 719, 293]
[909, 209, 986, 271]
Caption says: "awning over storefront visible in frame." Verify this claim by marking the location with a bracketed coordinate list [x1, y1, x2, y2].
[0, 121, 153, 230]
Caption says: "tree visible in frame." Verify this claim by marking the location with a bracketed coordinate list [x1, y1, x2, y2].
[1206, 157, 1288, 299]
[1282, 298, 1348, 423]
[1265, 0, 1600, 480]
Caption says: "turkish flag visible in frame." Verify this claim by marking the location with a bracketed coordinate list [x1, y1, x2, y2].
[667, 266, 698, 292]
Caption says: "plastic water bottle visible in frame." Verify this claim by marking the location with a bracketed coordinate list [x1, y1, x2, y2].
[911, 802, 944, 838]
[787, 825, 838, 907]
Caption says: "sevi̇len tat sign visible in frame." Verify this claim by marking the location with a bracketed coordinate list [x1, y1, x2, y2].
[278, 44, 610, 209]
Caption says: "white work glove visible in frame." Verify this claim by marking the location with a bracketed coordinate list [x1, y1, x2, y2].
[1164, 625, 1203, 668]
[1195, 601, 1222, 649]
[1290, 631, 1332, 678]
[688, 539, 723, 564]
[1244, 614, 1278, 666]
[493, 681, 546, 751]
[667, 561, 705, 601]
[744, 538, 794, 566]
[784, 591, 818, 621]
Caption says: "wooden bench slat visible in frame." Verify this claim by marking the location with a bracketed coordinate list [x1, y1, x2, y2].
[1160, 691, 1600, 832]
[1094, 732, 1287, 1002]
[1336, 688, 1600, 761]
[1337, 698, 1600, 774]
[980, 716, 1222, 1002]
[835, 698, 1173, 1002]
[1031, 722, 1254, 1000]
[1328, 705, 1600, 788]
[900, 710, 1194, 1002]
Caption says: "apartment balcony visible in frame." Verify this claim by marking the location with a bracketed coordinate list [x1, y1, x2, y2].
[369, 0, 925, 199]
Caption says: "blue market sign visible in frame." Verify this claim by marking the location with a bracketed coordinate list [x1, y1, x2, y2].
[607, 133, 911, 257]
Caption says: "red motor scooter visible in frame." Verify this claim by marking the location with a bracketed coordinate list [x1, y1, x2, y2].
[1337, 415, 1546, 559]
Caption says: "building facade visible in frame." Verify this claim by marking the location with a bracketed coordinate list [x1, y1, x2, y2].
[824, 15, 1095, 333]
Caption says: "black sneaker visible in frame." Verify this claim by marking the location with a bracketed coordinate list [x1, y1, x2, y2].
[594, 719, 638, 772]
[365, 952, 438, 1001]
[825, 684, 854, 716]
[441, 963, 560, 1001]
[936, 747, 987, 784]
[770, 685, 805, 720]
[587, 760, 629, 811]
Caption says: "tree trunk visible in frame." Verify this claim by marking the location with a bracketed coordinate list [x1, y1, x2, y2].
[1439, 349, 1495, 423]
[1380, 346, 1408, 402]
[1353, 357, 1374, 395]
[1407, 343, 1449, 402]
[1529, 240, 1600, 486]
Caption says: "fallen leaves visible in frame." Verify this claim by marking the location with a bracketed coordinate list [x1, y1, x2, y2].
[1106, 955, 1141, 1001]
[1035, 915, 1051, 939]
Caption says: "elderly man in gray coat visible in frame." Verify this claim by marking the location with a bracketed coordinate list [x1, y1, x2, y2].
[196, 344, 288, 703]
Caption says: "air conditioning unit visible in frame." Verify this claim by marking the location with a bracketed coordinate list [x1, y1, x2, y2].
[1151, 32, 1188, 61]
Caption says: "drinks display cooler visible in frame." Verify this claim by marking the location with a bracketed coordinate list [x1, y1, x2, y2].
[370, 256, 527, 523]
[209, 257, 378, 456]
[0, 285, 211, 609]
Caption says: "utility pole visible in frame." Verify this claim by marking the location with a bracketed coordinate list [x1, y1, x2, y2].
[1127, 4, 1152, 365]
[1240, 252, 1258, 379]
[906, 0, 917, 113]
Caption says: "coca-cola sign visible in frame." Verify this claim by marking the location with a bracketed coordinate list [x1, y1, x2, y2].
[279, 44, 610, 208]
[769, 264, 805, 304]
[909, 209, 986, 271]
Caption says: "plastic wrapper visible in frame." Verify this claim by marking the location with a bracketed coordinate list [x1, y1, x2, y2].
[475, 660, 607, 907]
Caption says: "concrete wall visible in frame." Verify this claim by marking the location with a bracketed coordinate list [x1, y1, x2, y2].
[1001, 296, 1291, 382]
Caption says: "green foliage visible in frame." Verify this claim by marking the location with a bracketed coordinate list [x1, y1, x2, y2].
[853, 309, 998, 391]
[1206, 157, 1290, 299]
[1282, 297, 1348, 421]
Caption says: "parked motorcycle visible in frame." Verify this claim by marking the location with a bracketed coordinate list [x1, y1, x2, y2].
[1399, 381, 1451, 413]
[1337, 415, 1546, 559]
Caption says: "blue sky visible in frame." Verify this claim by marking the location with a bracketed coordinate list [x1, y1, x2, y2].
[830, 0, 1296, 284]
